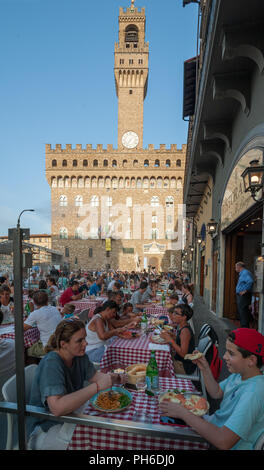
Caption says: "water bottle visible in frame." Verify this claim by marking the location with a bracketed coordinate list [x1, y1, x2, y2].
[141, 311, 148, 332]
[146, 350, 159, 393]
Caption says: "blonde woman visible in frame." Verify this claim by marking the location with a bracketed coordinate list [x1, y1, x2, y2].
[28, 317, 125, 450]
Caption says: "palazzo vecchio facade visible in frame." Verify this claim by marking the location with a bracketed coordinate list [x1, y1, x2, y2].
[46, 1, 186, 272]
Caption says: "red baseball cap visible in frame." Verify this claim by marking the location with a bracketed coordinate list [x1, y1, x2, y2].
[231, 328, 264, 362]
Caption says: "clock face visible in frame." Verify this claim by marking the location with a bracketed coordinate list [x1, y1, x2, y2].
[122, 131, 139, 149]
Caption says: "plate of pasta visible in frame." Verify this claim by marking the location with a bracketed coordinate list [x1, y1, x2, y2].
[90, 387, 133, 413]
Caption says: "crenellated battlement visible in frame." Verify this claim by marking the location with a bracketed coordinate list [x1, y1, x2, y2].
[119, 6, 145, 17]
[46, 143, 186, 153]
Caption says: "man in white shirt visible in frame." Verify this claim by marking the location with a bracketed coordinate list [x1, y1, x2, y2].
[0, 309, 16, 400]
[24, 290, 62, 357]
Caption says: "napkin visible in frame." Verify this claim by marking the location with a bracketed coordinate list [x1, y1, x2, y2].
[148, 342, 170, 351]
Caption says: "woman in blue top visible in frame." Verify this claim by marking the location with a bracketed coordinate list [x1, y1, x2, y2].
[28, 317, 125, 450]
[159, 328, 264, 450]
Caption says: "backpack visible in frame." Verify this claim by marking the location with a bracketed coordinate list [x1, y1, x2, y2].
[198, 323, 223, 381]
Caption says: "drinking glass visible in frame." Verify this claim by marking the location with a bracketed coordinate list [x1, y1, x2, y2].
[136, 377, 147, 392]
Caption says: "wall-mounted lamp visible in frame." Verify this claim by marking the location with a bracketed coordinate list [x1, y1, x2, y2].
[207, 219, 218, 237]
[196, 232, 202, 244]
[241, 159, 264, 202]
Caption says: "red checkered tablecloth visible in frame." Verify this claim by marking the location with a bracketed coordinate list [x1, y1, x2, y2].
[0, 325, 40, 348]
[100, 332, 174, 376]
[68, 377, 209, 450]
[70, 299, 104, 317]
[145, 304, 169, 316]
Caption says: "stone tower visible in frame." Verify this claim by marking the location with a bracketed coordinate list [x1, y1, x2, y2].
[115, 1, 149, 149]
[45, 1, 186, 272]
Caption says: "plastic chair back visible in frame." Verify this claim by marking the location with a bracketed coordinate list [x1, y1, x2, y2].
[2, 364, 38, 450]
[77, 308, 90, 324]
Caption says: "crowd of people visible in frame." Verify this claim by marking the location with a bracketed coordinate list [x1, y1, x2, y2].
[0, 266, 263, 450]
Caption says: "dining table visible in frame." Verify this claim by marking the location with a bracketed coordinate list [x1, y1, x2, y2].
[100, 330, 175, 377]
[67, 376, 209, 450]
[70, 297, 106, 317]
[0, 323, 40, 349]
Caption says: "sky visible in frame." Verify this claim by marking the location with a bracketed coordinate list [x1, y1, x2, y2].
[0, 0, 198, 236]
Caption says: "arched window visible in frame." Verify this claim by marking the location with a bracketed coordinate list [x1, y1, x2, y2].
[77, 177, 84, 188]
[133, 160, 138, 167]
[105, 177, 111, 189]
[52, 159, 57, 167]
[123, 160, 128, 168]
[91, 177, 97, 188]
[75, 195, 83, 207]
[59, 195, 67, 207]
[125, 177, 130, 188]
[164, 177, 169, 188]
[91, 195, 99, 207]
[51, 177, 57, 188]
[112, 177, 118, 189]
[137, 178, 142, 188]
[62, 159, 67, 167]
[176, 159, 181, 167]
[112, 160, 117, 168]
[170, 177, 176, 188]
[177, 177, 182, 189]
[75, 227, 84, 239]
[98, 177, 104, 188]
[83, 159, 88, 167]
[131, 177, 136, 188]
[64, 176, 70, 188]
[71, 177, 77, 188]
[143, 177, 149, 188]
[125, 24, 139, 43]
[119, 177, 124, 188]
[93, 159, 98, 167]
[58, 177, 63, 188]
[151, 228, 159, 240]
[103, 159, 108, 167]
[157, 177, 163, 188]
[73, 160, 78, 167]
[144, 159, 149, 167]
[166, 196, 174, 207]
[59, 227, 68, 239]
[166, 159, 171, 167]
[151, 196, 159, 207]
[84, 177, 90, 188]
[154, 159, 160, 167]
[150, 177, 156, 188]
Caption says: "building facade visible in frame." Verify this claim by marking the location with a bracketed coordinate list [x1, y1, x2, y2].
[46, 2, 186, 272]
[183, 0, 264, 333]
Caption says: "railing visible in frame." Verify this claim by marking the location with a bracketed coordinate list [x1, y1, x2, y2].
[0, 402, 206, 444]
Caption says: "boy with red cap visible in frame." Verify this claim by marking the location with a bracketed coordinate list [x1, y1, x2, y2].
[160, 328, 264, 450]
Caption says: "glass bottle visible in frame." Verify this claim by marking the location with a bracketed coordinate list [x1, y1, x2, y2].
[146, 350, 159, 393]
[141, 311, 148, 331]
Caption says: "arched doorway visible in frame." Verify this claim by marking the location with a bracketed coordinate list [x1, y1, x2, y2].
[149, 257, 159, 270]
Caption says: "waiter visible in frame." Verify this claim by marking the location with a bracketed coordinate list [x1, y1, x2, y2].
[235, 262, 254, 328]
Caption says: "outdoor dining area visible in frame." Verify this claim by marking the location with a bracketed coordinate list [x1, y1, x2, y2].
[0, 272, 210, 451]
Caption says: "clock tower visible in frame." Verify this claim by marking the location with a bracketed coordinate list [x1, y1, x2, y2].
[114, 0, 149, 150]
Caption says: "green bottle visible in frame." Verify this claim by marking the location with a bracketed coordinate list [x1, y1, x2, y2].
[141, 311, 148, 331]
[161, 291, 166, 306]
[25, 300, 31, 316]
[146, 350, 159, 392]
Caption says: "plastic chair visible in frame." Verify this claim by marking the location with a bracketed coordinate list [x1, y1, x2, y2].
[2, 364, 38, 450]
[76, 308, 90, 324]
[174, 335, 213, 398]
[254, 432, 264, 450]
